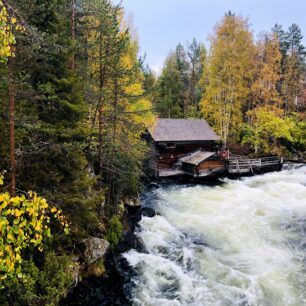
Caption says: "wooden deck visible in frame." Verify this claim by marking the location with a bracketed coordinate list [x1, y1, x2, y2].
[227, 155, 283, 174]
[149, 152, 284, 179]
[158, 169, 186, 177]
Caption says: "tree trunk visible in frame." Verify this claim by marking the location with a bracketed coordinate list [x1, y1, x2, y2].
[8, 57, 16, 195]
[70, 0, 75, 70]
[98, 108, 103, 179]
[107, 78, 118, 213]
[98, 32, 104, 181]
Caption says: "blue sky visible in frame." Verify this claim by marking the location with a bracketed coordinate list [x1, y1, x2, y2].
[120, 0, 306, 75]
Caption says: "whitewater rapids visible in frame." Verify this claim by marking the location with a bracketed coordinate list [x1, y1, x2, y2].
[124, 166, 306, 306]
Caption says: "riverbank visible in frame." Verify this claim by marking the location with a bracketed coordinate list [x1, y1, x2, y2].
[61, 201, 156, 305]
[61, 164, 305, 305]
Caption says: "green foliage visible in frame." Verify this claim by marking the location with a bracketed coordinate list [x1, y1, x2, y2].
[0, 177, 69, 283]
[81, 0, 154, 214]
[19, 143, 103, 238]
[154, 19, 305, 151]
[0, 252, 73, 306]
[0, 1, 305, 304]
[155, 40, 206, 118]
[288, 114, 306, 153]
[35, 252, 73, 305]
[85, 258, 105, 278]
[0, 259, 39, 306]
[242, 106, 294, 155]
[273, 23, 305, 114]
[156, 52, 186, 118]
[142, 64, 157, 100]
[105, 216, 123, 248]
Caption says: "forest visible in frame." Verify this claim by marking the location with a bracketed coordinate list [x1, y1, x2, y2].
[154, 13, 305, 155]
[0, 1, 305, 305]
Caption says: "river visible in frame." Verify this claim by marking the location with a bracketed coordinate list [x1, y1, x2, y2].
[123, 166, 306, 306]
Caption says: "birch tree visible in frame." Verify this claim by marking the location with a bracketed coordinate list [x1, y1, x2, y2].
[200, 13, 255, 143]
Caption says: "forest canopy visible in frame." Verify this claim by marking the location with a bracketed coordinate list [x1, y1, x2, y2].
[0, 2, 305, 305]
[0, 0, 153, 304]
[153, 13, 305, 155]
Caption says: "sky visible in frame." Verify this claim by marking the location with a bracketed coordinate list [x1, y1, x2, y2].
[119, 0, 306, 75]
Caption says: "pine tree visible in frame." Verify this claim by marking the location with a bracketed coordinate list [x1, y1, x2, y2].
[142, 64, 157, 102]
[273, 23, 306, 114]
[187, 38, 206, 115]
[155, 51, 185, 118]
[282, 54, 304, 114]
[287, 23, 306, 59]
[282, 24, 305, 114]
[4, 0, 102, 237]
[0, 0, 20, 194]
[175, 43, 190, 114]
[80, 0, 154, 213]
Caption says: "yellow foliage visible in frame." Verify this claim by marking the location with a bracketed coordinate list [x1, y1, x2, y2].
[0, 173, 69, 283]
[251, 33, 282, 107]
[200, 14, 256, 143]
[242, 106, 294, 154]
[0, 1, 15, 60]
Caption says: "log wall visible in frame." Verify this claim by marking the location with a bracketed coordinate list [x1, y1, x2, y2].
[197, 160, 226, 171]
[157, 142, 218, 170]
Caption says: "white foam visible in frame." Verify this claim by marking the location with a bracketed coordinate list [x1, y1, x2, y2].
[124, 167, 306, 305]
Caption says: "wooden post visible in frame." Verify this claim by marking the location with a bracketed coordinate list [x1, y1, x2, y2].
[236, 159, 240, 174]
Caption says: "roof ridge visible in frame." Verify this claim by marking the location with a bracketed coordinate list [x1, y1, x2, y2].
[149, 118, 220, 142]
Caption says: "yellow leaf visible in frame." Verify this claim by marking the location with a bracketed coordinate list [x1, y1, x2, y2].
[7, 233, 14, 242]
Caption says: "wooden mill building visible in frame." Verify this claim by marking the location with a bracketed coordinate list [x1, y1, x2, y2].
[148, 118, 226, 178]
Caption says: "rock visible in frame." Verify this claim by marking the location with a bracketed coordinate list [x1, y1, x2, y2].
[124, 194, 141, 207]
[148, 182, 160, 189]
[84, 237, 110, 265]
[142, 206, 156, 218]
[71, 262, 81, 287]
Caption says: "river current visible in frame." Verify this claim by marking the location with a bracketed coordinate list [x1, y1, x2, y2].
[123, 166, 306, 306]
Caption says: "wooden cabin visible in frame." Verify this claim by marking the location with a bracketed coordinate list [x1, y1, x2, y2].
[180, 150, 226, 177]
[148, 119, 226, 178]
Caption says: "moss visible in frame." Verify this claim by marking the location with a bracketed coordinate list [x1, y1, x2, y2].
[85, 259, 106, 278]
[105, 216, 123, 249]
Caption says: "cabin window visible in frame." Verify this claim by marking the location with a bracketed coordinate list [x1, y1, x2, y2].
[166, 143, 176, 149]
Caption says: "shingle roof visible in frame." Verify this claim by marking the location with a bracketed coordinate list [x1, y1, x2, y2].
[149, 119, 220, 142]
[180, 150, 216, 166]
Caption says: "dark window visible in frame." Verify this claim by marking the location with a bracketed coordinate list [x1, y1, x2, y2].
[166, 143, 176, 148]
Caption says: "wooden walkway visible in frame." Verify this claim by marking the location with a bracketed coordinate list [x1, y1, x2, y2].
[227, 154, 283, 174]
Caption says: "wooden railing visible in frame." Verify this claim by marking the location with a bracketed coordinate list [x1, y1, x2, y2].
[227, 155, 282, 174]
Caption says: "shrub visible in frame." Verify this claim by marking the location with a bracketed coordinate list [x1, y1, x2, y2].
[105, 216, 123, 249]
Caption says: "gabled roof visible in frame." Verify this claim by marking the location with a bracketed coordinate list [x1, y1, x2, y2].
[180, 150, 216, 166]
[149, 119, 220, 142]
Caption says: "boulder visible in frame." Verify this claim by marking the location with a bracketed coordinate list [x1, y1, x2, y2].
[84, 237, 110, 265]
[142, 206, 156, 218]
[123, 194, 141, 207]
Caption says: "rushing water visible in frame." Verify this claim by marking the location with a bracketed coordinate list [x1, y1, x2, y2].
[124, 166, 306, 306]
